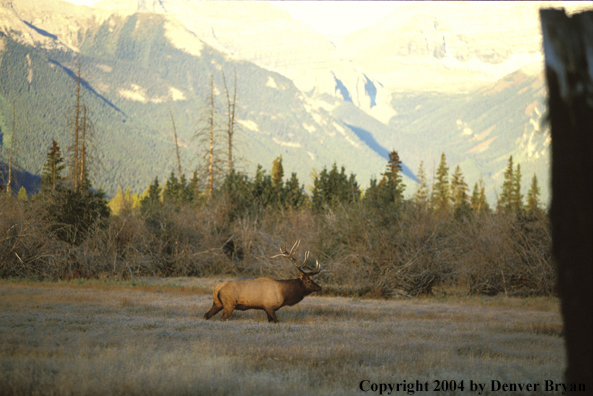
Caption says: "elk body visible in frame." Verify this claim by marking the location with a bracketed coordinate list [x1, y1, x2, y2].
[204, 240, 322, 323]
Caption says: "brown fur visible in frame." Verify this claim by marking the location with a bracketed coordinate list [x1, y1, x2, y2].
[204, 272, 321, 323]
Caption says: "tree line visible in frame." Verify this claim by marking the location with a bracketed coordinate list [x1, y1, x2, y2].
[1, 59, 550, 297]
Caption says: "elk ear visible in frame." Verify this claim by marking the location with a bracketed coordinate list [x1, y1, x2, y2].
[298, 271, 305, 280]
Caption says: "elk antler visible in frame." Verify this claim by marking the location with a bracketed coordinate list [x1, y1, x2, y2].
[271, 239, 322, 276]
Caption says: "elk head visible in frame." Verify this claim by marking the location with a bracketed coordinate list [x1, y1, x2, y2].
[272, 239, 322, 292]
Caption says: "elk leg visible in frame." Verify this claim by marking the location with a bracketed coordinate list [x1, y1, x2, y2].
[221, 305, 235, 320]
[204, 303, 222, 320]
[264, 308, 279, 323]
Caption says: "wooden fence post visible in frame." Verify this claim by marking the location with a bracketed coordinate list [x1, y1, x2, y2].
[541, 8, 593, 393]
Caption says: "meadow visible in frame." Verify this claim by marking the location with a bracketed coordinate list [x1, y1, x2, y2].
[0, 278, 565, 396]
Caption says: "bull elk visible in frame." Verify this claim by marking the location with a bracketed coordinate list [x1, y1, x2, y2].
[204, 240, 322, 323]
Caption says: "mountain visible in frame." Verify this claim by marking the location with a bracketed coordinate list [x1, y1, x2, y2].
[341, 1, 589, 93]
[0, 1, 389, 196]
[92, 0, 397, 123]
[1, 0, 579, 203]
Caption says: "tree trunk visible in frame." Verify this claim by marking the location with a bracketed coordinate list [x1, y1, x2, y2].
[79, 105, 87, 188]
[541, 8, 593, 393]
[169, 108, 182, 180]
[73, 60, 81, 191]
[208, 74, 214, 198]
[6, 103, 15, 195]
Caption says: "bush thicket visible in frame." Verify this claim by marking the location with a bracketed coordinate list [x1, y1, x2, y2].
[0, 152, 553, 297]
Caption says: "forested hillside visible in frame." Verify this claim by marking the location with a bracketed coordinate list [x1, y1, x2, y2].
[0, 2, 552, 203]
[0, 12, 389, 197]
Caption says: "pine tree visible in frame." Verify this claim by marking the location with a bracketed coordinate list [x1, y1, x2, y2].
[413, 160, 430, 210]
[284, 172, 307, 209]
[140, 177, 162, 213]
[312, 163, 359, 210]
[41, 140, 66, 192]
[470, 177, 490, 214]
[499, 155, 514, 211]
[252, 165, 274, 207]
[450, 165, 470, 219]
[526, 173, 542, 214]
[379, 150, 406, 208]
[432, 153, 450, 212]
[348, 173, 361, 204]
[189, 170, 201, 199]
[471, 182, 480, 211]
[164, 171, 182, 204]
[450, 165, 466, 205]
[512, 163, 523, 214]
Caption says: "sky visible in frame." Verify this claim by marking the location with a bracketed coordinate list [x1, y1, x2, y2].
[63, 0, 403, 36]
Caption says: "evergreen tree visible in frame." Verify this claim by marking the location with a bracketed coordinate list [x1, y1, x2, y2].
[312, 163, 359, 210]
[449, 165, 470, 219]
[164, 171, 182, 205]
[220, 170, 253, 218]
[432, 153, 450, 212]
[526, 173, 543, 214]
[413, 160, 430, 210]
[45, 188, 110, 245]
[378, 150, 405, 209]
[252, 165, 274, 207]
[512, 163, 524, 214]
[188, 170, 201, 200]
[140, 177, 162, 213]
[179, 174, 194, 203]
[284, 172, 307, 209]
[450, 165, 467, 205]
[499, 155, 514, 211]
[479, 178, 490, 213]
[470, 176, 490, 214]
[40, 140, 66, 192]
[348, 173, 361, 204]
[471, 182, 480, 211]
[311, 167, 330, 210]
[499, 156, 524, 214]
[364, 177, 380, 207]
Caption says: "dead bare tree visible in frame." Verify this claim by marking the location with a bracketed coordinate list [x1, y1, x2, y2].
[541, 8, 593, 393]
[222, 68, 238, 173]
[169, 107, 182, 180]
[195, 74, 224, 198]
[5, 103, 16, 195]
[65, 59, 98, 191]
[68, 59, 82, 191]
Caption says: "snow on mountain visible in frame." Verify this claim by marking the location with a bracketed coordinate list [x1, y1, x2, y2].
[341, 1, 591, 93]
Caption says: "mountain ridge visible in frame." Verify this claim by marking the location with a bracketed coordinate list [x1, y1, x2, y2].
[1, 0, 567, 204]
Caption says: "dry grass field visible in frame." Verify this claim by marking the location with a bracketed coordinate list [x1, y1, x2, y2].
[0, 278, 565, 396]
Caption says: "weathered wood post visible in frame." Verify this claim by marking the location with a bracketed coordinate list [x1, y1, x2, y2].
[540, 8, 593, 393]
